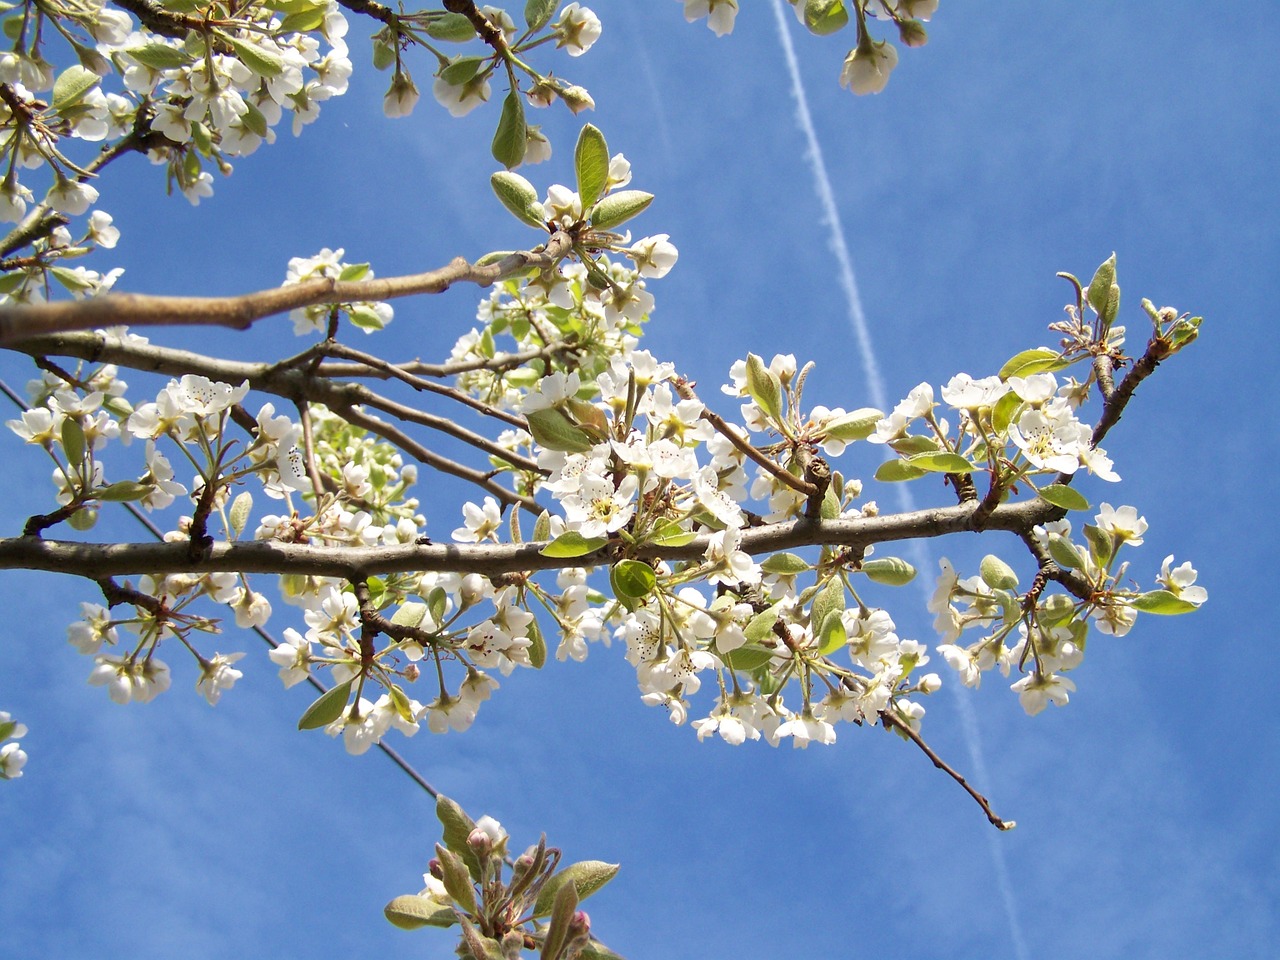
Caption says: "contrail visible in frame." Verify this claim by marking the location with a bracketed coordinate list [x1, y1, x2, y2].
[767, 3, 1028, 958]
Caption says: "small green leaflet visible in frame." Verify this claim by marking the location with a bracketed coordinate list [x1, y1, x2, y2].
[1130, 590, 1200, 615]
[526, 407, 595, 453]
[491, 89, 527, 170]
[574, 124, 610, 211]
[861, 557, 916, 586]
[52, 65, 98, 111]
[907, 451, 977, 474]
[297, 678, 353, 730]
[533, 860, 620, 918]
[540, 531, 607, 558]
[525, 0, 561, 30]
[589, 190, 653, 230]
[1038, 483, 1090, 512]
[998, 347, 1068, 380]
[610, 559, 656, 599]
[383, 895, 458, 930]
[874, 459, 927, 482]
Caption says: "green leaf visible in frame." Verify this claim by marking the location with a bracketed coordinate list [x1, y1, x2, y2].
[998, 347, 1064, 380]
[490, 171, 546, 228]
[887, 434, 939, 456]
[534, 861, 618, 918]
[388, 683, 417, 723]
[1087, 253, 1118, 321]
[541, 879, 580, 960]
[816, 610, 847, 656]
[1047, 534, 1084, 570]
[809, 578, 845, 639]
[94, 481, 153, 502]
[743, 606, 781, 644]
[1083, 523, 1114, 568]
[60, 417, 85, 465]
[579, 940, 627, 960]
[1038, 483, 1090, 512]
[589, 190, 654, 230]
[224, 34, 286, 78]
[425, 12, 476, 41]
[819, 407, 883, 442]
[874, 459, 927, 482]
[532, 510, 552, 543]
[722, 644, 776, 671]
[278, 7, 326, 32]
[526, 407, 595, 453]
[527, 617, 547, 669]
[347, 303, 387, 332]
[383, 895, 458, 930]
[610, 559, 656, 600]
[67, 506, 97, 531]
[123, 42, 193, 71]
[525, 0, 561, 31]
[491, 89, 527, 170]
[574, 123, 610, 210]
[391, 601, 428, 630]
[437, 844, 478, 915]
[0, 720, 15, 741]
[907, 451, 977, 474]
[862, 557, 917, 586]
[297, 678, 353, 730]
[990, 390, 1021, 436]
[338, 261, 370, 282]
[426, 587, 448, 628]
[760, 552, 811, 575]
[439, 55, 486, 85]
[436, 795, 483, 880]
[646, 520, 697, 547]
[540, 531, 608, 558]
[1130, 590, 1200, 615]
[979, 554, 1019, 590]
[744, 353, 783, 421]
[804, 0, 849, 35]
[371, 37, 396, 71]
[52, 65, 99, 111]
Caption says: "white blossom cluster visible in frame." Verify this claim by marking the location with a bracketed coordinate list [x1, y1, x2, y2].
[0, 711, 27, 779]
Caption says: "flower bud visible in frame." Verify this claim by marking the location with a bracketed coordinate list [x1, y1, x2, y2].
[559, 85, 595, 114]
[897, 19, 928, 47]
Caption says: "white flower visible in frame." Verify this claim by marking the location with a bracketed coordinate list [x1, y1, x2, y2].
[554, 3, 602, 56]
[628, 234, 679, 278]
[431, 74, 490, 117]
[453, 496, 503, 543]
[46, 179, 99, 216]
[840, 39, 898, 96]
[0, 741, 27, 779]
[680, 0, 738, 36]
[196, 652, 245, 705]
[1157, 555, 1208, 605]
[941, 372, 1008, 410]
[268, 627, 313, 687]
[1008, 406, 1084, 474]
[1096, 503, 1147, 546]
[1010, 671, 1076, 716]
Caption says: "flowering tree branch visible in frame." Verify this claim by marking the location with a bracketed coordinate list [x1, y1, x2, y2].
[0, 233, 572, 344]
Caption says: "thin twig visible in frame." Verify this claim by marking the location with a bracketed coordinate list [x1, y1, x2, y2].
[880, 708, 1015, 831]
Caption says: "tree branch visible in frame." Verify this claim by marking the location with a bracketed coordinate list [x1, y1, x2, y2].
[0, 233, 572, 343]
[0, 497, 1061, 581]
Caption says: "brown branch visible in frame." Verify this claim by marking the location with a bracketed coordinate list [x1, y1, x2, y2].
[318, 341, 528, 429]
[880, 707, 1015, 831]
[0, 232, 572, 343]
[0, 497, 1063, 581]
[316, 342, 569, 380]
[443, 0, 507, 50]
[110, 0, 202, 38]
[332, 401, 543, 517]
[1088, 338, 1164, 449]
[335, 0, 399, 28]
[1016, 529, 1096, 604]
[673, 378, 818, 500]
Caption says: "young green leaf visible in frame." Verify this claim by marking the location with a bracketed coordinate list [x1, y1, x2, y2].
[611, 559, 656, 600]
[874, 459, 927, 482]
[540, 531, 608, 558]
[425, 12, 476, 41]
[1038, 483, 1090, 512]
[998, 347, 1063, 380]
[52, 65, 98, 111]
[383, 895, 458, 930]
[574, 123, 610, 210]
[525, 0, 561, 31]
[297, 678, 353, 730]
[526, 407, 595, 453]
[906, 451, 977, 474]
[534, 861, 619, 918]
[861, 557, 917, 586]
[491, 89, 527, 170]
[589, 190, 653, 230]
[490, 171, 547, 228]
[1130, 590, 1200, 615]
[436, 795, 483, 880]
[979, 554, 1019, 590]
[744, 353, 783, 421]
[60, 417, 86, 466]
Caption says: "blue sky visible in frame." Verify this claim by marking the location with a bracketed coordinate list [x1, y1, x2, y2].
[2, 2, 1278, 958]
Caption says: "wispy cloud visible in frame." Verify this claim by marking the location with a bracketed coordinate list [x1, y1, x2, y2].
[767, 4, 1028, 957]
